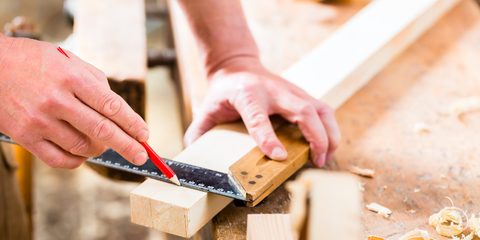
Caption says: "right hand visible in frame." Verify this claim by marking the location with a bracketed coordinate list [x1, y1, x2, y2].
[0, 36, 149, 168]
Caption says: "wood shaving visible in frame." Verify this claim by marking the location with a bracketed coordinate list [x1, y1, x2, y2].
[449, 97, 480, 118]
[367, 236, 385, 240]
[366, 202, 392, 218]
[398, 228, 432, 240]
[358, 182, 366, 192]
[349, 165, 375, 178]
[429, 206, 467, 237]
[413, 122, 431, 134]
[467, 215, 480, 238]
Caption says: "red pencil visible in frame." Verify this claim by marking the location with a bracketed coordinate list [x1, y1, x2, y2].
[140, 142, 180, 186]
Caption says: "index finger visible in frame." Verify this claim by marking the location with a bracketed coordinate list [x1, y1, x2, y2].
[72, 74, 149, 143]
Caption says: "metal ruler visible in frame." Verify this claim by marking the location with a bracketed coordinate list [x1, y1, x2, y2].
[0, 133, 247, 201]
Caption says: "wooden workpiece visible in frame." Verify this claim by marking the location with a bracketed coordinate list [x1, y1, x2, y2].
[217, 0, 480, 238]
[131, 0, 460, 238]
[74, 0, 147, 117]
[248, 170, 363, 240]
[247, 214, 294, 240]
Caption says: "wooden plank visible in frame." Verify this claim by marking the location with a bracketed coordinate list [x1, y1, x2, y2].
[130, 0, 459, 237]
[167, 0, 208, 128]
[300, 171, 363, 240]
[252, 171, 362, 240]
[246, 214, 294, 240]
[74, 0, 147, 117]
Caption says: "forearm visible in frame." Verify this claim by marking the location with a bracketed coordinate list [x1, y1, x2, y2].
[177, 0, 260, 76]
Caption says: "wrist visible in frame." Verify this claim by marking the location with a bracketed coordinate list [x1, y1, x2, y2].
[207, 54, 263, 79]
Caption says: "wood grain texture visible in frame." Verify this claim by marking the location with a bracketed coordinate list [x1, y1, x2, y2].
[246, 214, 294, 240]
[216, 0, 480, 238]
[131, 0, 459, 238]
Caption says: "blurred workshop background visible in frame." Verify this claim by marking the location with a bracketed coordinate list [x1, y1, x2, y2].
[0, 0, 184, 239]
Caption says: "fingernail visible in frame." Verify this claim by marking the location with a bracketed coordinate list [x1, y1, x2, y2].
[137, 129, 149, 142]
[316, 153, 327, 167]
[134, 151, 148, 165]
[271, 147, 288, 160]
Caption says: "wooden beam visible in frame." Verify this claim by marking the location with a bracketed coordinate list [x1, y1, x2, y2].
[130, 0, 459, 237]
[299, 171, 363, 240]
[74, 0, 147, 117]
[246, 214, 294, 240]
[250, 171, 363, 240]
[167, 0, 208, 128]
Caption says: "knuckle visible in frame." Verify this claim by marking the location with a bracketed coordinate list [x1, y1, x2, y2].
[120, 141, 136, 157]
[24, 113, 47, 130]
[40, 94, 61, 110]
[91, 118, 115, 141]
[320, 105, 335, 116]
[247, 112, 268, 129]
[298, 103, 316, 118]
[127, 116, 143, 133]
[237, 80, 260, 93]
[100, 93, 122, 117]
[64, 72, 81, 86]
[69, 137, 90, 155]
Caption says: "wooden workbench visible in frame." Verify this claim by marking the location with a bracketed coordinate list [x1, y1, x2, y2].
[210, 1, 480, 239]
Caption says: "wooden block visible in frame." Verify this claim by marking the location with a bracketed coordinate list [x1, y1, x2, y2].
[74, 0, 147, 117]
[130, 0, 459, 237]
[247, 214, 294, 240]
[299, 171, 363, 240]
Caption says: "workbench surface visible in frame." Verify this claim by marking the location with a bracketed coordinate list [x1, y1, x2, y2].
[211, 1, 480, 239]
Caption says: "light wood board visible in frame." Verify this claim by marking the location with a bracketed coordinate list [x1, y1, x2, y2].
[246, 214, 294, 240]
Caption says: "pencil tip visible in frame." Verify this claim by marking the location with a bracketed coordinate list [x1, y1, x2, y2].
[170, 175, 181, 186]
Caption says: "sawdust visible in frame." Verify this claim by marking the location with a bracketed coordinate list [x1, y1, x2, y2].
[449, 97, 480, 118]
[366, 202, 392, 218]
[413, 122, 431, 134]
[349, 165, 375, 178]
[398, 229, 432, 240]
[368, 229, 431, 240]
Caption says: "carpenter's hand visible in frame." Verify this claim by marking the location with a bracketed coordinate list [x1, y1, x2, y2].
[0, 36, 149, 168]
[185, 58, 340, 167]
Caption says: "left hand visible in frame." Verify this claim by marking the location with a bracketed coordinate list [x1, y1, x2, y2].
[184, 57, 341, 167]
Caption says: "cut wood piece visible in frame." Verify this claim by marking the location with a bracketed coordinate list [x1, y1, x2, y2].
[131, 0, 459, 237]
[230, 124, 309, 206]
[246, 214, 294, 240]
[74, 0, 147, 117]
[288, 170, 363, 240]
